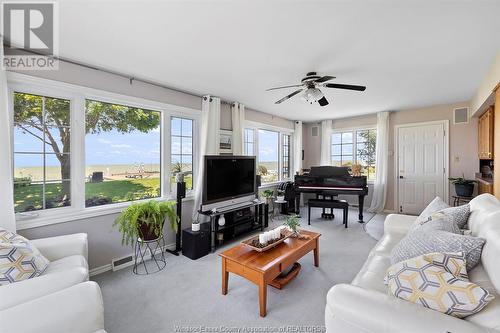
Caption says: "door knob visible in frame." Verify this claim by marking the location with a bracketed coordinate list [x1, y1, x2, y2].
[399, 176, 404, 179]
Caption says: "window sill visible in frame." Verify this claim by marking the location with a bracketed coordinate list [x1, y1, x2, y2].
[259, 181, 285, 189]
[16, 195, 194, 231]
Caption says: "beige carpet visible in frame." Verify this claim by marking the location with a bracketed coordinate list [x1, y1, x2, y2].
[92, 207, 378, 333]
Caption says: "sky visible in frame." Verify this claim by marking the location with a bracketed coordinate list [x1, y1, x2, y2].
[258, 129, 279, 162]
[13, 120, 280, 168]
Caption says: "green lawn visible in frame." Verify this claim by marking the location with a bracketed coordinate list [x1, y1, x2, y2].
[14, 176, 193, 213]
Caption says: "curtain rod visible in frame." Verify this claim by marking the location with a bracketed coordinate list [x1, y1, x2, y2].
[2, 41, 231, 103]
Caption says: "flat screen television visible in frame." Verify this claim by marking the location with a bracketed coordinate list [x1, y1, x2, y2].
[202, 155, 256, 211]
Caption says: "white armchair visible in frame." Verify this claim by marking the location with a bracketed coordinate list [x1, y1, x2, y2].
[0, 233, 106, 333]
[1, 281, 105, 333]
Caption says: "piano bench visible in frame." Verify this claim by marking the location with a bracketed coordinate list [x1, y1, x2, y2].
[307, 199, 349, 228]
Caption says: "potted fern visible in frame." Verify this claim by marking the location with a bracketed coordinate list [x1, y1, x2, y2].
[114, 200, 178, 246]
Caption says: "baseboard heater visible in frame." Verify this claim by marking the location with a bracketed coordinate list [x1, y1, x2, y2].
[111, 255, 134, 271]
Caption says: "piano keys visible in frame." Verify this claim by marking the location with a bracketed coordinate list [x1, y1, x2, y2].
[294, 166, 369, 222]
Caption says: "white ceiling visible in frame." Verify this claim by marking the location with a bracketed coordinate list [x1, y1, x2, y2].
[25, 0, 500, 121]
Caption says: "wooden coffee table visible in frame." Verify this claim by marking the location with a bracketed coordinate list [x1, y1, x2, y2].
[219, 230, 321, 317]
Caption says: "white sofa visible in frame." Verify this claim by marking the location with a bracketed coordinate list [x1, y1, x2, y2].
[0, 233, 106, 333]
[325, 193, 500, 333]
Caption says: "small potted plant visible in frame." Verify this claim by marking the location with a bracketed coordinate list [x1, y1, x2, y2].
[114, 200, 178, 245]
[261, 189, 274, 205]
[449, 175, 477, 197]
[276, 189, 285, 202]
[284, 214, 300, 236]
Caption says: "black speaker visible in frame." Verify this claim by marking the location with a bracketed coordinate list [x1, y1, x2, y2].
[182, 224, 210, 260]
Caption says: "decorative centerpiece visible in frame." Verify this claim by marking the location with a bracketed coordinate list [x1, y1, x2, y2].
[241, 226, 292, 252]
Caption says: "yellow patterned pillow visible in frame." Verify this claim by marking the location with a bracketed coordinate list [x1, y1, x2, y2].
[0, 241, 49, 285]
[0, 228, 28, 243]
[386, 252, 494, 318]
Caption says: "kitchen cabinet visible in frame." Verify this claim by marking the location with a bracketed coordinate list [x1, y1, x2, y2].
[478, 107, 494, 159]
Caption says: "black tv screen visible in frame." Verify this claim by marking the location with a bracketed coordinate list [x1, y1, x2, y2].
[203, 155, 256, 205]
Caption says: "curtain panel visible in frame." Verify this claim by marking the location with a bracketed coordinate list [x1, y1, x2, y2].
[192, 95, 221, 219]
[231, 102, 245, 155]
[368, 111, 390, 213]
[0, 40, 16, 231]
[293, 120, 303, 175]
[320, 119, 333, 166]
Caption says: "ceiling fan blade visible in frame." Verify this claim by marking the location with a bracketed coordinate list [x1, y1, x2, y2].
[318, 96, 329, 107]
[324, 83, 366, 91]
[314, 76, 336, 83]
[275, 89, 304, 104]
[266, 84, 304, 91]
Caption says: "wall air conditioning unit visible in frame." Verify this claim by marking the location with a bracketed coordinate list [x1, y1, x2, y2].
[453, 107, 469, 124]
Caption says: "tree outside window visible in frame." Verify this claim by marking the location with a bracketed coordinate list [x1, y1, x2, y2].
[331, 128, 376, 181]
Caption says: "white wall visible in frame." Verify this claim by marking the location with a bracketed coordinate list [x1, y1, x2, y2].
[301, 101, 478, 211]
[470, 52, 500, 115]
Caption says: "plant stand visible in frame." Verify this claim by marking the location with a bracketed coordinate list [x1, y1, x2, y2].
[133, 236, 166, 275]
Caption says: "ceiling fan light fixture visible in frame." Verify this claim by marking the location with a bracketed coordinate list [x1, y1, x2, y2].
[302, 88, 323, 104]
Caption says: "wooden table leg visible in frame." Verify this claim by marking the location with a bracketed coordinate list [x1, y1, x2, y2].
[258, 277, 267, 317]
[222, 258, 228, 295]
[313, 238, 319, 267]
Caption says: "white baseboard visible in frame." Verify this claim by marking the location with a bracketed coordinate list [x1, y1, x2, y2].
[382, 209, 397, 214]
[89, 241, 176, 277]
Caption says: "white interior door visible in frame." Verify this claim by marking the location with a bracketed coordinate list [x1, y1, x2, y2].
[397, 122, 447, 215]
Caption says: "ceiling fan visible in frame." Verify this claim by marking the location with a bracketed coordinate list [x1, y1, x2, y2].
[266, 72, 366, 106]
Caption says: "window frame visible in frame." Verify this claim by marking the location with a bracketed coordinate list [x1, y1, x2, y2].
[244, 120, 294, 186]
[8, 72, 200, 230]
[170, 116, 195, 192]
[331, 126, 377, 183]
[13, 92, 73, 213]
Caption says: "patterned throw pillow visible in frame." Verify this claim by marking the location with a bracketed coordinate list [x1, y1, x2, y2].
[411, 204, 471, 231]
[385, 252, 468, 284]
[390, 229, 485, 270]
[0, 228, 28, 243]
[386, 253, 494, 318]
[0, 241, 49, 285]
[417, 212, 462, 234]
[413, 197, 450, 226]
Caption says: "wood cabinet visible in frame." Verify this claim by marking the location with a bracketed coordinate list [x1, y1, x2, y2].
[478, 181, 494, 195]
[478, 107, 494, 159]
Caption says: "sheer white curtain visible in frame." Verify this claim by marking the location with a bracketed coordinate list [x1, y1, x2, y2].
[293, 120, 302, 174]
[231, 102, 245, 155]
[368, 111, 390, 213]
[192, 95, 220, 219]
[320, 119, 332, 166]
[0, 41, 16, 231]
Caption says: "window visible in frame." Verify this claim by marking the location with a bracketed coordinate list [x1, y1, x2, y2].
[244, 128, 255, 156]
[9, 75, 200, 229]
[13, 92, 71, 213]
[282, 134, 291, 179]
[331, 128, 377, 181]
[258, 130, 279, 183]
[85, 99, 161, 207]
[356, 129, 377, 181]
[171, 117, 193, 191]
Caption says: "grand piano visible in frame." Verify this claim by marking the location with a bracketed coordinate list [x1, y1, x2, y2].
[294, 166, 369, 222]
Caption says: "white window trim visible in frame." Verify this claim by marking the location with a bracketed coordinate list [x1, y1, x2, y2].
[331, 125, 377, 183]
[8, 72, 200, 230]
[244, 120, 294, 184]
